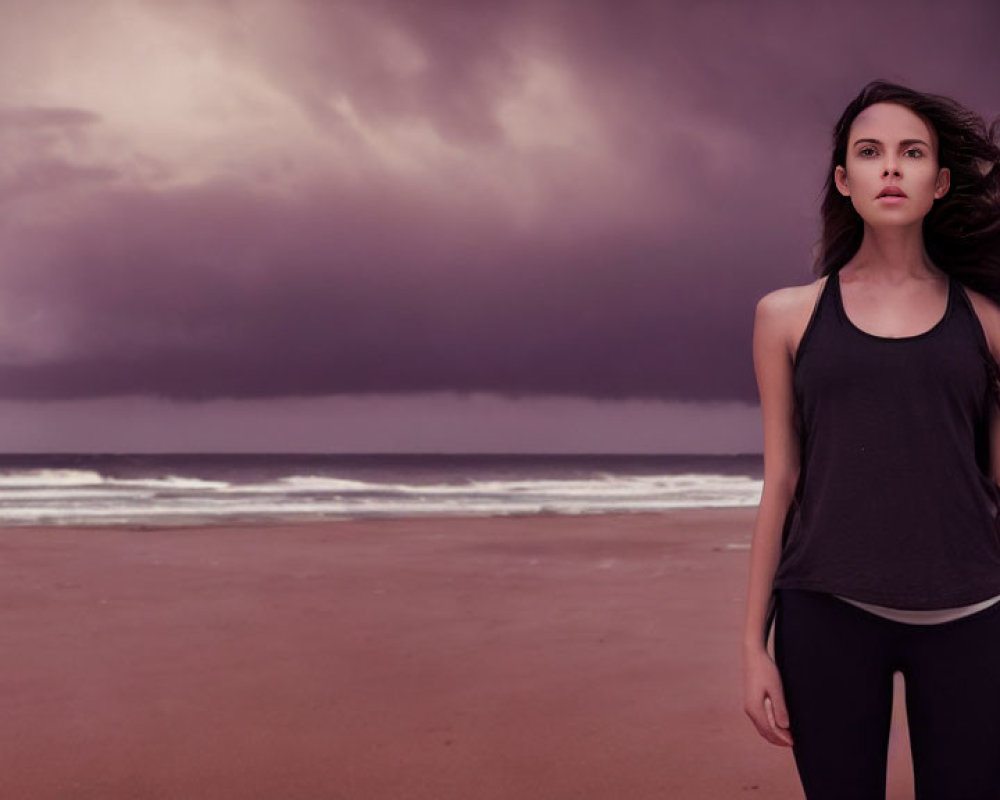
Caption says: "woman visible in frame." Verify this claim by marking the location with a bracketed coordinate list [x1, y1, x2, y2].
[742, 79, 1000, 799]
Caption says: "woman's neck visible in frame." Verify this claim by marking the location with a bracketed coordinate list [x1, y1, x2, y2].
[848, 225, 940, 281]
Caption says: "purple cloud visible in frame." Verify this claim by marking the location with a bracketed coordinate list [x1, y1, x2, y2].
[0, 0, 997, 411]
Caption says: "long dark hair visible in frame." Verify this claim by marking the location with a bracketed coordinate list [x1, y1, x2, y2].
[815, 80, 1000, 297]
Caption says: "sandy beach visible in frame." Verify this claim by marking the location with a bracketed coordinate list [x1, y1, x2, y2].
[0, 508, 916, 798]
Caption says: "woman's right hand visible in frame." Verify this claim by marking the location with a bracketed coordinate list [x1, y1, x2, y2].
[743, 646, 794, 747]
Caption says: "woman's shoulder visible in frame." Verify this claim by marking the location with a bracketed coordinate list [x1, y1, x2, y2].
[756, 275, 831, 362]
[758, 275, 829, 313]
[757, 275, 830, 327]
[959, 282, 1000, 361]
[958, 282, 1000, 313]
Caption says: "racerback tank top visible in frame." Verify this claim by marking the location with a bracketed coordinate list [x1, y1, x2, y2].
[770, 267, 1000, 612]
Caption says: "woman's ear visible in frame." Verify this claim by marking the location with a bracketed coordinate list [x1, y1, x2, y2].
[935, 167, 950, 199]
[834, 165, 850, 197]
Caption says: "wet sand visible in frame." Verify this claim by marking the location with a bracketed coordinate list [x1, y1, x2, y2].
[0, 509, 915, 798]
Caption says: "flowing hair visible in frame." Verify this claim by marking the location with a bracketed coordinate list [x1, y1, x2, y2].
[815, 79, 1000, 404]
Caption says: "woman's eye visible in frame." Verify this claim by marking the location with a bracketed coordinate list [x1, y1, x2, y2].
[857, 146, 923, 157]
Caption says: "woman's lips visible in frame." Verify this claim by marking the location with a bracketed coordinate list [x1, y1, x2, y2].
[877, 196, 906, 204]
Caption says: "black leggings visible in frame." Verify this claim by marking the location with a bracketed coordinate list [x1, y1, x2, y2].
[773, 588, 1000, 800]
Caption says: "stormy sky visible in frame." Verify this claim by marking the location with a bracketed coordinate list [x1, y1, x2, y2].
[1, 0, 998, 452]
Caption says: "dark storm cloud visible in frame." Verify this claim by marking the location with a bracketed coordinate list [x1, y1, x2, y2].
[0, 105, 116, 198]
[0, 176, 772, 401]
[0, 106, 101, 128]
[0, 160, 117, 198]
[2, 0, 999, 403]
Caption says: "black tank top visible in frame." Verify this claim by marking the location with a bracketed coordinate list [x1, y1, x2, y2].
[770, 268, 1000, 611]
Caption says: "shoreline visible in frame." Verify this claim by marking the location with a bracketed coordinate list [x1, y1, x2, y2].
[0, 505, 759, 533]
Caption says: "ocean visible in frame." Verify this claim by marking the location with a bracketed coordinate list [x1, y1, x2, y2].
[0, 453, 763, 527]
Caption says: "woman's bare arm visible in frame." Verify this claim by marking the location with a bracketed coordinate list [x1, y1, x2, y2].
[741, 287, 803, 748]
[743, 288, 803, 655]
[956, 287, 1000, 487]
[980, 301, 1000, 488]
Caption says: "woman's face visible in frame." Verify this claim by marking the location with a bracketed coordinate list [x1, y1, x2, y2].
[834, 101, 950, 227]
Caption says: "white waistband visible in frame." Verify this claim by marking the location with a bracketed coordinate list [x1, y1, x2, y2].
[833, 592, 1000, 624]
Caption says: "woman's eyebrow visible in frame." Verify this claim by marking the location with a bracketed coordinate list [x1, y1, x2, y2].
[852, 137, 930, 147]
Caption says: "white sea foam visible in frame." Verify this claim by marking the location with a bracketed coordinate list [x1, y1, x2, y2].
[0, 459, 763, 527]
